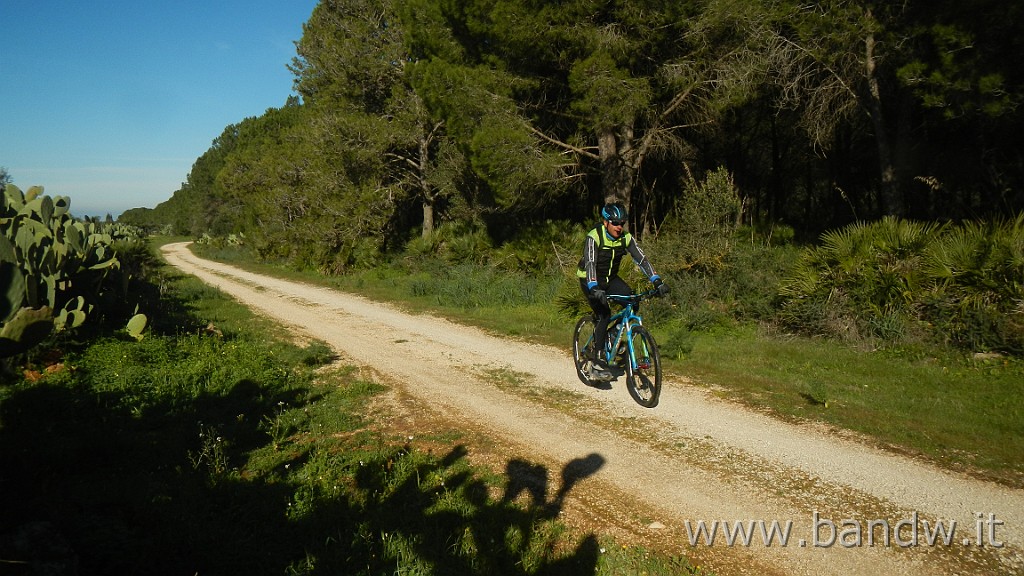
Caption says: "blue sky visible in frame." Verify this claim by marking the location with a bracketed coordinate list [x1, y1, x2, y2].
[1, 0, 319, 218]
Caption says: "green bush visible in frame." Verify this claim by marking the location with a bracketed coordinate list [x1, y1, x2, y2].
[490, 220, 587, 273]
[650, 166, 742, 274]
[645, 224, 798, 337]
[920, 215, 1024, 353]
[405, 221, 493, 265]
[778, 217, 940, 344]
[778, 215, 1024, 355]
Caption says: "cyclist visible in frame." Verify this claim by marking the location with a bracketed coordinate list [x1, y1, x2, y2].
[577, 202, 668, 380]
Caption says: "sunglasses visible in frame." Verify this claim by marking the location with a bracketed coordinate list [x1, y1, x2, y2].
[608, 220, 625, 226]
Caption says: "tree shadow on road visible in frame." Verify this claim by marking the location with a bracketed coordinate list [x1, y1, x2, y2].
[335, 446, 605, 576]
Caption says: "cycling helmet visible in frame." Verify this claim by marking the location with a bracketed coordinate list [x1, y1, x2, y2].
[601, 202, 627, 223]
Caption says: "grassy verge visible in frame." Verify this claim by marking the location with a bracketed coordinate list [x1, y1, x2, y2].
[192, 242, 1024, 488]
[0, 248, 704, 575]
[683, 326, 1023, 484]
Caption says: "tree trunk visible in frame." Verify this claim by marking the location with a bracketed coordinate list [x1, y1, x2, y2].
[865, 24, 901, 217]
[419, 131, 434, 238]
[422, 199, 434, 238]
[598, 125, 636, 211]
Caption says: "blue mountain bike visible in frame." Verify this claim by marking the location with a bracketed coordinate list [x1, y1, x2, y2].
[572, 289, 662, 408]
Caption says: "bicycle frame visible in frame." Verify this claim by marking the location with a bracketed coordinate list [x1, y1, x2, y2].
[602, 289, 659, 369]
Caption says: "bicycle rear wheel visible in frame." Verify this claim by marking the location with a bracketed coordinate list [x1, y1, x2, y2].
[625, 326, 661, 407]
[572, 315, 598, 385]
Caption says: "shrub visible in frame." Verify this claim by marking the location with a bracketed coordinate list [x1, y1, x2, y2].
[491, 220, 587, 274]
[778, 217, 941, 343]
[405, 221, 492, 265]
[778, 215, 1024, 355]
[2, 185, 150, 360]
[651, 165, 742, 274]
[920, 214, 1024, 353]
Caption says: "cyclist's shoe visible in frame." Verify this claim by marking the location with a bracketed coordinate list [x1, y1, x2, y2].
[587, 359, 614, 381]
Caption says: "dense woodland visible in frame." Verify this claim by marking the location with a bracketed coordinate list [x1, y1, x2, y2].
[122, 0, 1023, 257]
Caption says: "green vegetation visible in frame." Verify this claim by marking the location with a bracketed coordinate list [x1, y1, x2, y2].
[0, 244, 703, 575]
[779, 215, 1024, 355]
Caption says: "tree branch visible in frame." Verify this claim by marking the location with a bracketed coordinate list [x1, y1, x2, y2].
[527, 125, 600, 161]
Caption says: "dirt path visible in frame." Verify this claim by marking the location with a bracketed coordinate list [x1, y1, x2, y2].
[162, 242, 1023, 575]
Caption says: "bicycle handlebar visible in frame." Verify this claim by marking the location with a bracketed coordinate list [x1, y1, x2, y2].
[605, 288, 661, 305]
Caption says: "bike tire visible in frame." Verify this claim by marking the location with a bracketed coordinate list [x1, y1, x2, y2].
[625, 325, 661, 407]
[572, 315, 598, 386]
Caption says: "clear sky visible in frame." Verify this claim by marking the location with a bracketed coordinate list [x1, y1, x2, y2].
[1, 0, 319, 219]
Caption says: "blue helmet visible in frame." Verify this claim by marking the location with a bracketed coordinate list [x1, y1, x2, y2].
[601, 202, 627, 222]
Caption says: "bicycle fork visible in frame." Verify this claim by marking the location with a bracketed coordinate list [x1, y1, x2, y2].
[618, 322, 652, 371]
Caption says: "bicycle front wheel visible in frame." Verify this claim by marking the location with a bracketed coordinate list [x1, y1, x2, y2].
[625, 325, 661, 407]
[572, 315, 598, 385]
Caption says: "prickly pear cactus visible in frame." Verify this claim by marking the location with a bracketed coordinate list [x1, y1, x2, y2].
[2, 183, 141, 358]
[0, 306, 53, 357]
[125, 313, 147, 341]
[1, 235, 24, 324]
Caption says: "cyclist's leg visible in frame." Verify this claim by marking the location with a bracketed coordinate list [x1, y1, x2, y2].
[605, 276, 632, 358]
[580, 279, 612, 367]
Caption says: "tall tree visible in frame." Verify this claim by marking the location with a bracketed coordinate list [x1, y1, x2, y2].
[153, 121, 243, 236]
[728, 1, 905, 217]
[291, 0, 476, 239]
[443, 0, 708, 231]
[396, 0, 575, 221]
[216, 98, 312, 254]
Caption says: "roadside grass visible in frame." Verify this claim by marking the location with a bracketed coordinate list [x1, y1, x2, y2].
[0, 247, 703, 575]
[189, 241, 1024, 488]
[681, 326, 1024, 485]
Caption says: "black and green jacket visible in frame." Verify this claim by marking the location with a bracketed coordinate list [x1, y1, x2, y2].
[576, 225, 659, 290]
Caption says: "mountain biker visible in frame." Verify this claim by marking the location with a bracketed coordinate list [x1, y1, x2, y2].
[577, 202, 668, 380]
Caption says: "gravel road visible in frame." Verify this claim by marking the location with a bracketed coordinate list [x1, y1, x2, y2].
[162, 242, 1023, 575]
